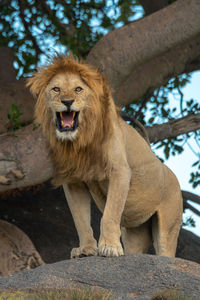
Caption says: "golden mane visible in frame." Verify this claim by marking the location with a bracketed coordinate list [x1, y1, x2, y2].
[27, 55, 118, 186]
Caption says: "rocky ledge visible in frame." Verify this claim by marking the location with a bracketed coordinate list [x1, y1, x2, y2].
[0, 254, 199, 299]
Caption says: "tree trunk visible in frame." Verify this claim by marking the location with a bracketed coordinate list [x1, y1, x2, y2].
[0, 125, 53, 192]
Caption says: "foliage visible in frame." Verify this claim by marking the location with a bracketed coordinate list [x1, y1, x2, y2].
[7, 103, 23, 131]
[0, 0, 141, 77]
[182, 216, 196, 228]
[124, 73, 200, 189]
[190, 160, 200, 188]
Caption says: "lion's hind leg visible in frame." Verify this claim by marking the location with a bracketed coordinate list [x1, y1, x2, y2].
[121, 221, 152, 255]
[152, 190, 182, 257]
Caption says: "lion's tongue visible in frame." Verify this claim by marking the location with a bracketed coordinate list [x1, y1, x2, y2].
[60, 111, 74, 128]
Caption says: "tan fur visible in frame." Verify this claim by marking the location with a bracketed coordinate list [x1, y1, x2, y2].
[0, 220, 44, 276]
[28, 55, 183, 258]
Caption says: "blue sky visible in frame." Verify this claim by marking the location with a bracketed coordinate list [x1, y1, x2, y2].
[154, 71, 200, 236]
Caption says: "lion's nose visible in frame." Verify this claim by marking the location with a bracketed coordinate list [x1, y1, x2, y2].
[61, 99, 74, 108]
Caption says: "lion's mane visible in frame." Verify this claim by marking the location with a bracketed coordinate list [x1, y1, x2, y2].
[27, 55, 117, 185]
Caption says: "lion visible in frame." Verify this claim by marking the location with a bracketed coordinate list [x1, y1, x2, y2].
[27, 55, 183, 258]
[0, 220, 44, 276]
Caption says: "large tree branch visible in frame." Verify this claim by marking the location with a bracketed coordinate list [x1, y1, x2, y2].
[122, 113, 200, 144]
[182, 190, 200, 217]
[0, 126, 53, 192]
[146, 113, 200, 143]
[87, 0, 200, 93]
[114, 35, 200, 106]
[182, 190, 200, 205]
[184, 202, 200, 217]
[0, 79, 35, 134]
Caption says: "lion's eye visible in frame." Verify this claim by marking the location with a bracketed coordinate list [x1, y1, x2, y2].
[74, 86, 83, 93]
[52, 87, 60, 93]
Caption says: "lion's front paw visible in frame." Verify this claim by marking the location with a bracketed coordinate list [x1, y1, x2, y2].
[71, 245, 98, 259]
[98, 239, 124, 257]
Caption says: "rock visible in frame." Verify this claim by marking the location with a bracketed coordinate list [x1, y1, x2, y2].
[177, 228, 200, 264]
[0, 255, 199, 299]
[0, 220, 44, 276]
[0, 182, 199, 264]
[1, 181, 200, 265]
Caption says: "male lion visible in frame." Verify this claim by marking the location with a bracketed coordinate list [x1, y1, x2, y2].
[28, 55, 183, 258]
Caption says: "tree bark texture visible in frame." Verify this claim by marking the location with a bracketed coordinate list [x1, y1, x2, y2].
[0, 125, 53, 192]
[87, 0, 200, 92]
[146, 113, 200, 143]
[115, 35, 200, 106]
[0, 48, 35, 134]
[182, 190, 200, 217]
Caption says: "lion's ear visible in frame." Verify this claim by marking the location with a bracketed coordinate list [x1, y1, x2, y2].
[26, 72, 46, 97]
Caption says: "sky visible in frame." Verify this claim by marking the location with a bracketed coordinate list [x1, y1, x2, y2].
[153, 71, 200, 236]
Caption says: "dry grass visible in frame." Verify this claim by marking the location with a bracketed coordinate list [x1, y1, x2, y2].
[0, 288, 111, 300]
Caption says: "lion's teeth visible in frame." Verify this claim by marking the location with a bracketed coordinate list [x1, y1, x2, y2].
[60, 111, 75, 128]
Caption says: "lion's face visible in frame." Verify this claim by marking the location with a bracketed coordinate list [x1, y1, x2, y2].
[45, 72, 94, 141]
[27, 55, 114, 149]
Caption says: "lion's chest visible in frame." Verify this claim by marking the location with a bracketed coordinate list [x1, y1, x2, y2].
[53, 146, 108, 184]
[62, 161, 107, 184]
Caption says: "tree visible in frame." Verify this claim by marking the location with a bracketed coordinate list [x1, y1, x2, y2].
[0, 0, 200, 218]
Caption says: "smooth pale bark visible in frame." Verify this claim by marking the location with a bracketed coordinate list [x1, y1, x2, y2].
[0, 125, 53, 192]
[115, 35, 200, 106]
[0, 48, 35, 134]
[87, 0, 200, 92]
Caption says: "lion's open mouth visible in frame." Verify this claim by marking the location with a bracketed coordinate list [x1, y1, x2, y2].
[56, 110, 79, 132]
